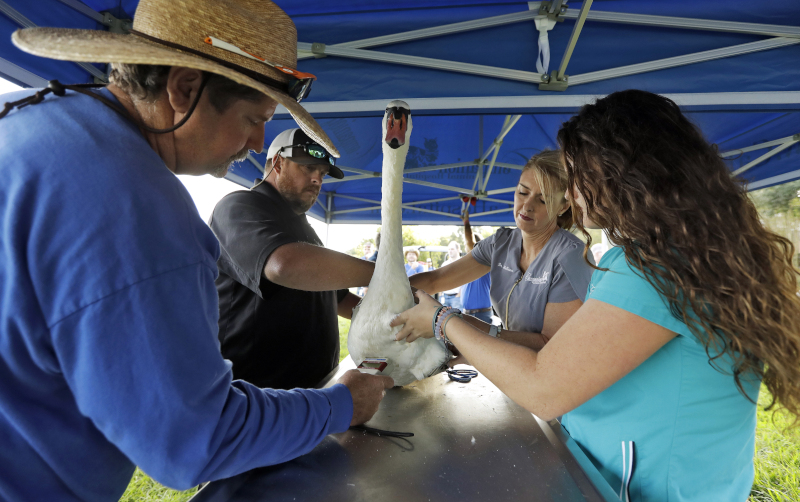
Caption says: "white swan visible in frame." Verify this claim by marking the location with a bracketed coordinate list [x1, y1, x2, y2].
[348, 101, 450, 386]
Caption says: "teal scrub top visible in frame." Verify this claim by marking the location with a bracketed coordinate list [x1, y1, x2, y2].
[561, 247, 760, 502]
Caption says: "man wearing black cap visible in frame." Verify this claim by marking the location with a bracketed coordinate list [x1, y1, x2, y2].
[211, 128, 376, 390]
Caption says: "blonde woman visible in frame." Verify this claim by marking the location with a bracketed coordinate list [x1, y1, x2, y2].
[410, 151, 594, 351]
[394, 90, 800, 501]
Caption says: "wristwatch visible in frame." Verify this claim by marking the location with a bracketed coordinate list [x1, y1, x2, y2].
[488, 324, 503, 338]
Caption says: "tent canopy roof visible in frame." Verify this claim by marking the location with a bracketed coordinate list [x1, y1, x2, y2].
[1, 0, 798, 224]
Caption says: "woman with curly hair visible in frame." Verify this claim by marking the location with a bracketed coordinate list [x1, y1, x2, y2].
[392, 90, 800, 501]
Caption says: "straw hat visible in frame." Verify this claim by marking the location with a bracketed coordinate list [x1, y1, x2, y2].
[11, 0, 339, 157]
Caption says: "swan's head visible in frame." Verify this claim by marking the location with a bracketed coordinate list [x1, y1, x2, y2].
[383, 100, 412, 150]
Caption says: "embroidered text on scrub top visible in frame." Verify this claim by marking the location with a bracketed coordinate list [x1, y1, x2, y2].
[525, 271, 550, 285]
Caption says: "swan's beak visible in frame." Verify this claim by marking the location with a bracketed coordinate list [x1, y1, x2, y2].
[384, 107, 409, 149]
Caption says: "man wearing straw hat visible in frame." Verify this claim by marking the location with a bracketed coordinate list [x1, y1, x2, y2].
[0, 1, 392, 501]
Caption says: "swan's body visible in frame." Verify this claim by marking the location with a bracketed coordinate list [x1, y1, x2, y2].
[348, 101, 449, 386]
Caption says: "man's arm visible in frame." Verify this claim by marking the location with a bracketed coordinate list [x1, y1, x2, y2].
[265, 243, 375, 291]
[463, 213, 475, 252]
[338, 292, 361, 319]
[51, 263, 389, 490]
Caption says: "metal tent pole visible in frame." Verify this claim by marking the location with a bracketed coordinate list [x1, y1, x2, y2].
[562, 8, 800, 39]
[539, 0, 593, 90]
[308, 44, 544, 84]
[0, 56, 47, 87]
[0, 0, 109, 81]
[748, 169, 800, 191]
[297, 5, 546, 59]
[55, 0, 105, 23]
[720, 134, 800, 157]
[246, 154, 265, 174]
[730, 135, 800, 176]
[283, 92, 800, 116]
[569, 37, 800, 86]
[481, 115, 522, 191]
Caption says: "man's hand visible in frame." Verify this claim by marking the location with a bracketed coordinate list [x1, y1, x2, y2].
[337, 370, 394, 426]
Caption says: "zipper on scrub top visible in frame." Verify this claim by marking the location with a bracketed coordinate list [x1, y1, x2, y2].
[504, 275, 523, 328]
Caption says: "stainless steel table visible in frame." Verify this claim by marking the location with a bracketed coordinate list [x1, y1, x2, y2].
[190, 358, 618, 502]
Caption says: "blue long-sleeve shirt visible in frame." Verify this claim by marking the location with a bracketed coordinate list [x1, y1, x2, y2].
[0, 88, 353, 502]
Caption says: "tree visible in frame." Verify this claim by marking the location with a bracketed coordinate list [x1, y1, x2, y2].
[749, 180, 800, 218]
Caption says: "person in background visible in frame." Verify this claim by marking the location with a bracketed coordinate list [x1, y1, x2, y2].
[425, 257, 434, 272]
[357, 242, 374, 296]
[368, 232, 381, 262]
[362, 242, 374, 260]
[212, 128, 376, 390]
[410, 151, 594, 351]
[404, 249, 425, 276]
[440, 241, 463, 308]
[459, 212, 493, 324]
[394, 90, 800, 501]
[0, 1, 391, 501]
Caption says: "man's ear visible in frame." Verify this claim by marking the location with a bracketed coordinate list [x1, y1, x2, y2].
[165, 67, 206, 115]
[271, 155, 283, 175]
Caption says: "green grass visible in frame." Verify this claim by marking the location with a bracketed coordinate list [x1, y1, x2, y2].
[121, 321, 797, 502]
[119, 468, 196, 502]
[750, 391, 800, 502]
[338, 316, 351, 362]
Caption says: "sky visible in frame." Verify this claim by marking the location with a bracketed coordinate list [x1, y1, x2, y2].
[2, 76, 465, 253]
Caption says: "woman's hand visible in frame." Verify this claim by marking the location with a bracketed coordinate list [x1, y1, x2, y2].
[390, 290, 441, 342]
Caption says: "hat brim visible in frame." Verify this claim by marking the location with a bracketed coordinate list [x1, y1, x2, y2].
[288, 154, 344, 179]
[12, 28, 339, 158]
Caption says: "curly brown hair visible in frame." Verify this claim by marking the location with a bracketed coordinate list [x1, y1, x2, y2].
[558, 89, 800, 421]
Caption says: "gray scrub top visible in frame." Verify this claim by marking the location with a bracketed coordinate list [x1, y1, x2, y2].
[471, 227, 595, 333]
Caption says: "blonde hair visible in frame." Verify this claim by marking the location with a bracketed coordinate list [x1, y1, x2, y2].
[522, 150, 573, 229]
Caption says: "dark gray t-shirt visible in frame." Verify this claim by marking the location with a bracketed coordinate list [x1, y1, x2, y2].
[471, 227, 595, 333]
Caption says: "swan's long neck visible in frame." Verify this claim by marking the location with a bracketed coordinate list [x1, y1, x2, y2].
[373, 142, 409, 282]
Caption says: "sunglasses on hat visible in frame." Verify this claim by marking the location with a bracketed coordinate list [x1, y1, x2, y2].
[205, 36, 315, 103]
[279, 144, 336, 166]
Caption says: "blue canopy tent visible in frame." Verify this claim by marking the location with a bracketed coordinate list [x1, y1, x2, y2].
[1, 0, 798, 226]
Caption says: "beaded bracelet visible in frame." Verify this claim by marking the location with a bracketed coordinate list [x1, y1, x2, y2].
[434, 306, 453, 341]
[431, 306, 445, 337]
